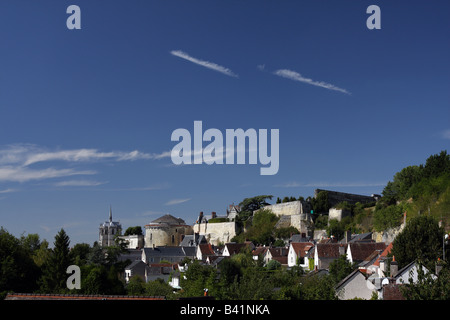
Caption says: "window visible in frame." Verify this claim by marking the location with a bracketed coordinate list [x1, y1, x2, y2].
[171, 235, 175, 244]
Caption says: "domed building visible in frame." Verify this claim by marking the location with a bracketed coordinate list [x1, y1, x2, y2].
[144, 214, 193, 248]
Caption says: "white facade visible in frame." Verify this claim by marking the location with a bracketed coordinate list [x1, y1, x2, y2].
[288, 242, 313, 269]
[336, 270, 377, 300]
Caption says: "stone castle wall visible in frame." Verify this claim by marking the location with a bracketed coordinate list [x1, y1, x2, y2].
[258, 201, 304, 216]
[193, 221, 237, 245]
[144, 225, 193, 248]
[328, 208, 351, 222]
[315, 189, 377, 207]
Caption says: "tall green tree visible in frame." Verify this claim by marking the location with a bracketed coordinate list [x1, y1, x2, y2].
[401, 262, 450, 300]
[179, 260, 216, 298]
[70, 243, 91, 266]
[312, 191, 330, 214]
[145, 278, 175, 298]
[0, 228, 40, 297]
[39, 228, 73, 293]
[391, 216, 444, 270]
[328, 254, 356, 284]
[237, 195, 273, 224]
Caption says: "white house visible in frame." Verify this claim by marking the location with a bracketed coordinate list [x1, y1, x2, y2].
[389, 261, 435, 285]
[335, 269, 377, 300]
[288, 242, 314, 268]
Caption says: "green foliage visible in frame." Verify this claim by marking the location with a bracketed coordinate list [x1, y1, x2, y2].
[124, 226, 143, 236]
[237, 195, 273, 224]
[274, 226, 300, 239]
[80, 263, 125, 295]
[266, 259, 281, 271]
[382, 150, 450, 204]
[314, 214, 328, 229]
[327, 219, 344, 240]
[234, 209, 279, 245]
[334, 201, 352, 211]
[328, 254, 357, 284]
[32, 239, 51, 268]
[145, 278, 175, 298]
[311, 191, 330, 214]
[280, 274, 337, 300]
[208, 217, 229, 223]
[39, 228, 73, 293]
[400, 262, 450, 300]
[373, 203, 405, 232]
[0, 228, 40, 298]
[391, 215, 445, 270]
[126, 275, 146, 295]
[179, 260, 216, 298]
[70, 243, 91, 266]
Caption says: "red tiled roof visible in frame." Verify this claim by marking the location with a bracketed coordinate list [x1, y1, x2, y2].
[5, 293, 165, 300]
[382, 284, 405, 300]
[290, 242, 314, 258]
[198, 243, 215, 256]
[268, 247, 288, 257]
[225, 242, 253, 255]
[252, 246, 268, 256]
[373, 242, 393, 267]
[316, 243, 347, 258]
[349, 242, 387, 262]
[272, 256, 288, 265]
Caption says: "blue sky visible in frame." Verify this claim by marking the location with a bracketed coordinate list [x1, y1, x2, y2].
[0, 1, 449, 245]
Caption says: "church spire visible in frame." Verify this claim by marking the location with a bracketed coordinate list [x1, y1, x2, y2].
[109, 205, 112, 223]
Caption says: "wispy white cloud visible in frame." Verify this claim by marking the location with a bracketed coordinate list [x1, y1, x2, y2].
[23, 149, 169, 166]
[53, 180, 108, 187]
[273, 69, 351, 95]
[108, 183, 170, 191]
[0, 188, 18, 194]
[164, 198, 191, 206]
[170, 50, 239, 78]
[0, 144, 170, 167]
[274, 181, 302, 188]
[0, 144, 170, 183]
[0, 166, 96, 183]
[441, 129, 450, 140]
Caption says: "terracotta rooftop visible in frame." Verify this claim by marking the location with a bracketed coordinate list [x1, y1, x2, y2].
[348, 242, 387, 262]
[373, 242, 393, 267]
[290, 242, 314, 258]
[5, 293, 165, 300]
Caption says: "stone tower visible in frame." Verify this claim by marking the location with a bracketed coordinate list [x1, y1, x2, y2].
[144, 214, 193, 247]
[99, 206, 122, 247]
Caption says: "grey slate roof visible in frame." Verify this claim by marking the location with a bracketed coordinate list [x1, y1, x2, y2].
[180, 234, 207, 247]
[142, 246, 196, 263]
[118, 249, 143, 262]
[149, 214, 187, 225]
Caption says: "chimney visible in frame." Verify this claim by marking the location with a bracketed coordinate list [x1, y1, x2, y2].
[345, 230, 352, 243]
[379, 259, 386, 275]
[436, 258, 443, 276]
[390, 256, 398, 277]
[211, 211, 217, 219]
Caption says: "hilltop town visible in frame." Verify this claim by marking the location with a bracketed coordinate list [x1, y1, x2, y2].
[2, 151, 450, 300]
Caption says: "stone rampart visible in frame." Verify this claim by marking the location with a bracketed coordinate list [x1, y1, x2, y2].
[193, 221, 237, 245]
[315, 189, 377, 207]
